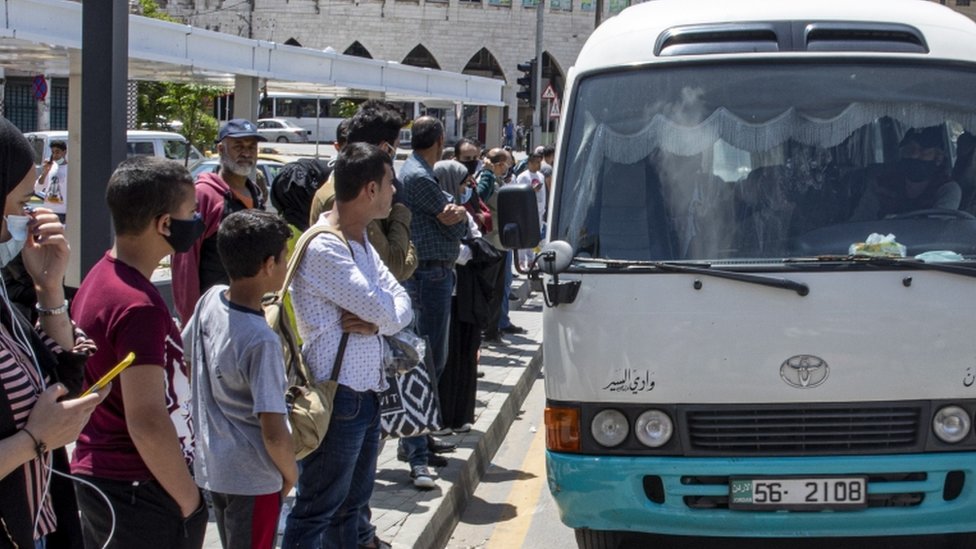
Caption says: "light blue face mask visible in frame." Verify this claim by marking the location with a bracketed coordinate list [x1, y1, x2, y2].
[5, 214, 29, 241]
[0, 215, 29, 267]
[459, 186, 473, 205]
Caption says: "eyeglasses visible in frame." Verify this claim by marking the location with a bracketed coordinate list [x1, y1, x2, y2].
[381, 142, 396, 159]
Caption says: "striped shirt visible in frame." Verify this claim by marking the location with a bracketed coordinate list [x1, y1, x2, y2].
[0, 323, 57, 540]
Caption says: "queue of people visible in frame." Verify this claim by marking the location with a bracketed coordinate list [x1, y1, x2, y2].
[0, 105, 528, 549]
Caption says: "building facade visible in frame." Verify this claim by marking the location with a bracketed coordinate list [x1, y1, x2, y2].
[164, 0, 607, 144]
[6, 0, 975, 141]
[162, 0, 976, 144]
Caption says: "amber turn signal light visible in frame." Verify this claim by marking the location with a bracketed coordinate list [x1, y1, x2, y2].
[545, 405, 581, 452]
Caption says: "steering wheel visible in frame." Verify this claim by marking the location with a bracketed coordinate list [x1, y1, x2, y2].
[886, 208, 976, 220]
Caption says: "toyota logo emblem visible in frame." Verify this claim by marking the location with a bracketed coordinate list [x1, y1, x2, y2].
[780, 355, 829, 389]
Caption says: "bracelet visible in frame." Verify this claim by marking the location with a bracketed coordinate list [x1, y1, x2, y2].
[20, 427, 47, 458]
[35, 299, 69, 317]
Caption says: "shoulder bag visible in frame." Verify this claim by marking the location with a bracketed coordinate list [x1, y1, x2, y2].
[263, 224, 351, 459]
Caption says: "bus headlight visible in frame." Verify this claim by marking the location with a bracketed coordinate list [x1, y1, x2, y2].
[933, 406, 971, 443]
[635, 409, 674, 448]
[591, 409, 629, 447]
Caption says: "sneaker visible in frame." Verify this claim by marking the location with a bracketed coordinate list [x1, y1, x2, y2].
[411, 465, 436, 490]
[428, 437, 457, 453]
[454, 423, 473, 433]
[430, 427, 453, 437]
[500, 324, 527, 335]
[396, 447, 454, 462]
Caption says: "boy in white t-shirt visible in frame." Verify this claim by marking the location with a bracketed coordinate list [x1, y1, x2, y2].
[34, 140, 68, 221]
[515, 151, 546, 270]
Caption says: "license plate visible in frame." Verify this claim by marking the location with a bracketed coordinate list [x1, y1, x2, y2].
[729, 477, 867, 510]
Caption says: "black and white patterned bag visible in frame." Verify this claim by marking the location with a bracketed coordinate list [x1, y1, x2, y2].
[379, 345, 443, 439]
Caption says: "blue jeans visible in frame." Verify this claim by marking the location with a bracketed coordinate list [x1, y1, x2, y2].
[399, 264, 455, 467]
[282, 386, 380, 549]
[499, 251, 514, 330]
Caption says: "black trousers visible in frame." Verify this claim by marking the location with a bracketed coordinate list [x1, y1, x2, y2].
[74, 476, 207, 549]
[439, 298, 481, 428]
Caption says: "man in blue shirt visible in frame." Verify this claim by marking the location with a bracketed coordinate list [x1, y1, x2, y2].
[398, 117, 468, 489]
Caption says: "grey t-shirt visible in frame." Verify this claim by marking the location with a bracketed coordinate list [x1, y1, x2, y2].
[183, 285, 288, 495]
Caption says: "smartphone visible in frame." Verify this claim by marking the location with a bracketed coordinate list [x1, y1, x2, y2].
[81, 352, 136, 397]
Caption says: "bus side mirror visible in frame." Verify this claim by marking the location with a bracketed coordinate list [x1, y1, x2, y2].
[538, 240, 574, 275]
[497, 184, 541, 250]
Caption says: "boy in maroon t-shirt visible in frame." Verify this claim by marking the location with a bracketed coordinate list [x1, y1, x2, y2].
[70, 157, 207, 549]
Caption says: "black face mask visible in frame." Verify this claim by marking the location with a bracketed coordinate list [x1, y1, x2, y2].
[165, 213, 205, 253]
[901, 158, 939, 182]
[460, 160, 479, 177]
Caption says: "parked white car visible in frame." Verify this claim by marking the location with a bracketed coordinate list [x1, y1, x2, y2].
[24, 130, 205, 171]
[256, 118, 311, 143]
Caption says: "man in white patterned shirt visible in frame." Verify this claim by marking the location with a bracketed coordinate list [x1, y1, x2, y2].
[282, 143, 413, 549]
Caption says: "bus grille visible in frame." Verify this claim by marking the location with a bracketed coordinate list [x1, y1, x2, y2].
[686, 405, 921, 455]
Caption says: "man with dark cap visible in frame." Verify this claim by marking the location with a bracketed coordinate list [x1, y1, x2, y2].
[171, 118, 267, 322]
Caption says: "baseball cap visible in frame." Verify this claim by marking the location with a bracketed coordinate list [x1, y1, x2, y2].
[217, 119, 267, 142]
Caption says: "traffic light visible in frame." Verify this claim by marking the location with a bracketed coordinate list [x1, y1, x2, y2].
[516, 58, 537, 107]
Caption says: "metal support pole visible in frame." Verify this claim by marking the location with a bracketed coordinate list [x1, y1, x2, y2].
[532, 0, 544, 150]
[75, 0, 127, 284]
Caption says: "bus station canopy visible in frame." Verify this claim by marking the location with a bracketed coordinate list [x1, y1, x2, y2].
[0, 0, 505, 107]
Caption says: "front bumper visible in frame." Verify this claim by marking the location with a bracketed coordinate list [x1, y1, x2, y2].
[547, 451, 976, 537]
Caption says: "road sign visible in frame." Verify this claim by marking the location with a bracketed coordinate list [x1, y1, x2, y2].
[32, 75, 47, 101]
[541, 84, 557, 100]
[549, 98, 561, 118]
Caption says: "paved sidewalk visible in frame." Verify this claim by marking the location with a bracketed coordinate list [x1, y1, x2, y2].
[202, 280, 545, 549]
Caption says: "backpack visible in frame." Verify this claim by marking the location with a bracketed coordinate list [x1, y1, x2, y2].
[513, 158, 529, 176]
[263, 224, 352, 458]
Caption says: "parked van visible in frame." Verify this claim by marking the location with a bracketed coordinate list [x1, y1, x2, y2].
[499, 0, 976, 546]
[24, 130, 204, 171]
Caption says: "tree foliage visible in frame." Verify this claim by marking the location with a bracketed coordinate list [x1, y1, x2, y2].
[334, 99, 361, 119]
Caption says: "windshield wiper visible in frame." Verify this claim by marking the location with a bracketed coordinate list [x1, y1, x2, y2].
[847, 255, 976, 278]
[573, 258, 810, 296]
[784, 255, 976, 278]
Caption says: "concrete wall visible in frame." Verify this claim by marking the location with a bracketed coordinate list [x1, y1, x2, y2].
[935, 0, 976, 20]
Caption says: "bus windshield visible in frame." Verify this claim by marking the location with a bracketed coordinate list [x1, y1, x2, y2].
[555, 62, 976, 263]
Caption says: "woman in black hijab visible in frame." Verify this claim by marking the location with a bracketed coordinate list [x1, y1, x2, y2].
[0, 117, 107, 549]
